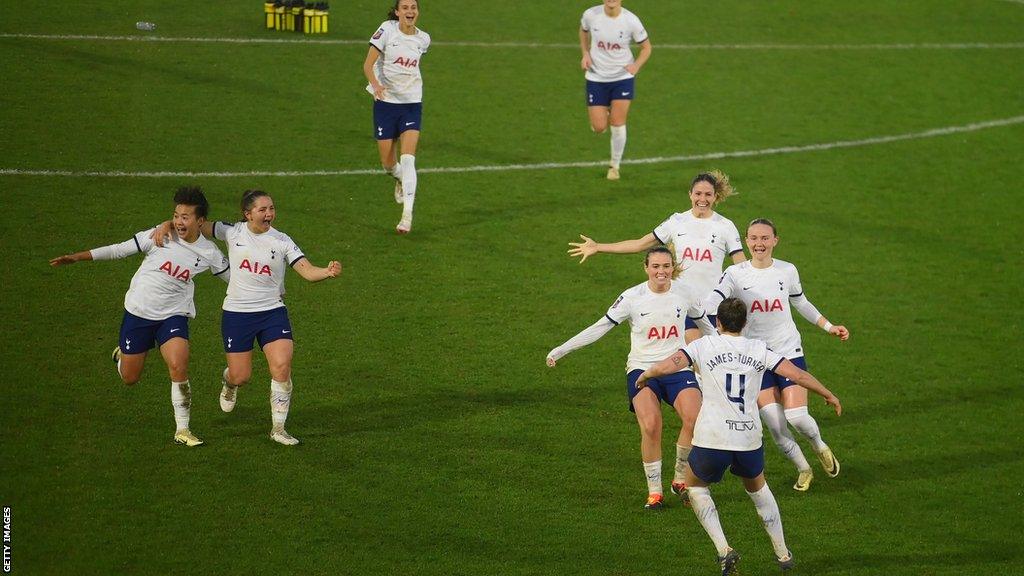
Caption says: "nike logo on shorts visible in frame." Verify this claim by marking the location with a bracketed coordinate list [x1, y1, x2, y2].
[170, 328, 180, 333]
[282, 330, 291, 334]
[621, 92, 631, 96]
[405, 121, 416, 126]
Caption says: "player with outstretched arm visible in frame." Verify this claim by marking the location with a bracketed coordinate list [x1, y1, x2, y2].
[547, 247, 713, 510]
[154, 190, 341, 445]
[703, 218, 849, 491]
[635, 297, 841, 574]
[49, 186, 229, 447]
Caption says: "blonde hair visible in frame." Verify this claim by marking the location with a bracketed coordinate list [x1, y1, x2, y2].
[691, 170, 736, 204]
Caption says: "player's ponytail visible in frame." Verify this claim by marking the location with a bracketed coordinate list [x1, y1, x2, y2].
[691, 169, 736, 204]
[240, 189, 270, 222]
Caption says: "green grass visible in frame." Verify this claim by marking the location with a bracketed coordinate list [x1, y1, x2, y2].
[2, 1, 1023, 574]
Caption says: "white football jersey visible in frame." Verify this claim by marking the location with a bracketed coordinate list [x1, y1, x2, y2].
[683, 334, 784, 451]
[580, 6, 648, 82]
[710, 259, 806, 358]
[606, 280, 707, 372]
[653, 210, 743, 298]
[368, 20, 430, 104]
[214, 221, 305, 313]
[90, 227, 229, 321]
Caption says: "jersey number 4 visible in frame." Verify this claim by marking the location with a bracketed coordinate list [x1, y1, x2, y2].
[725, 373, 747, 414]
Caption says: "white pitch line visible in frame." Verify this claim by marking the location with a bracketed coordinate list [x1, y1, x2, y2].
[2, 115, 1022, 179]
[0, 32, 1022, 50]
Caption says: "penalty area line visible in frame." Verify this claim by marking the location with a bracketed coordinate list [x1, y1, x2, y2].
[1, 115, 1022, 178]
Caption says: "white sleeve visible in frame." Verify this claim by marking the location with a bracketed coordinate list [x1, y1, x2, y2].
[369, 22, 388, 51]
[89, 230, 150, 261]
[604, 291, 632, 325]
[651, 215, 673, 245]
[704, 269, 735, 316]
[725, 220, 743, 257]
[213, 221, 232, 242]
[208, 246, 231, 283]
[580, 11, 590, 31]
[547, 317, 616, 361]
[630, 14, 648, 43]
[765, 348, 785, 372]
[788, 266, 823, 325]
[687, 303, 715, 335]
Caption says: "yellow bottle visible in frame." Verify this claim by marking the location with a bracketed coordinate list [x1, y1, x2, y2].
[264, 1, 275, 29]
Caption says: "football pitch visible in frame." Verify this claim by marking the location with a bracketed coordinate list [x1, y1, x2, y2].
[2, 1, 1023, 574]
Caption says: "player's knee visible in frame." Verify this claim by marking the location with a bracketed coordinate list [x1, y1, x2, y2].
[591, 123, 607, 134]
[268, 363, 291, 383]
[166, 362, 188, 382]
[638, 415, 661, 439]
[121, 373, 141, 386]
[229, 369, 251, 387]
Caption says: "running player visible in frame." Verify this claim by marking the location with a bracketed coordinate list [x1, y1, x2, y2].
[153, 190, 341, 445]
[704, 218, 850, 491]
[363, 0, 430, 234]
[49, 186, 229, 447]
[579, 0, 652, 180]
[569, 170, 745, 296]
[546, 247, 713, 510]
[635, 298, 842, 574]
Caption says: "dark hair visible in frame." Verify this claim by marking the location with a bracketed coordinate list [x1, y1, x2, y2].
[240, 189, 271, 222]
[747, 218, 777, 236]
[173, 186, 209, 219]
[644, 246, 681, 280]
[691, 172, 717, 188]
[717, 298, 747, 333]
[387, 0, 417, 20]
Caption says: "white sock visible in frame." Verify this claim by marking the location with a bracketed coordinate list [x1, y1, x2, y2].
[270, 379, 292, 428]
[760, 403, 811, 471]
[785, 406, 828, 451]
[609, 124, 627, 169]
[170, 380, 191, 430]
[747, 484, 789, 559]
[674, 444, 691, 484]
[116, 354, 123, 379]
[399, 153, 417, 217]
[388, 163, 402, 180]
[643, 459, 663, 495]
[688, 486, 730, 556]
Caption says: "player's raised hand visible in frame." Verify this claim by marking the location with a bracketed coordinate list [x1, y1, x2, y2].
[150, 220, 176, 247]
[824, 394, 842, 416]
[568, 234, 598, 263]
[546, 356, 557, 367]
[828, 325, 850, 341]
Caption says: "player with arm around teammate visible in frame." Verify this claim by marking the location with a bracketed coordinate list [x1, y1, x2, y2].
[636, 298, 841, 574]
[363, 0, 430, 234]
[49, 186, 230, 447]
[703, 218, 850, 491]
[154, 190, 341, 445]
[569, 171, 746, 303]
[546, 247, 714, 510]
[579, 0, 652, 180]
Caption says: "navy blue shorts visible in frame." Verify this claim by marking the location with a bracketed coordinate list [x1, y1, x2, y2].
[761, 356, 806, 391]
[626, 368, 699, 413]
[373, 101, 422, 140]
[689, 445, 766, 483]
[221, 307, 293, 353]
[118, 310, 189, 355]
[586, 77, 635, 107]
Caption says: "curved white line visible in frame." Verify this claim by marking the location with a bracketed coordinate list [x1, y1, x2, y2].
[0, 32, 1022, 50]
[2, 116, 1021, 178]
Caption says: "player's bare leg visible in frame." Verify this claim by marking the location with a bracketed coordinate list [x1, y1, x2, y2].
[220, 351, 253, 413]
[378, 138, 403, 203]
[633, 388, 664, 509]
[114, 348, 147, 385]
